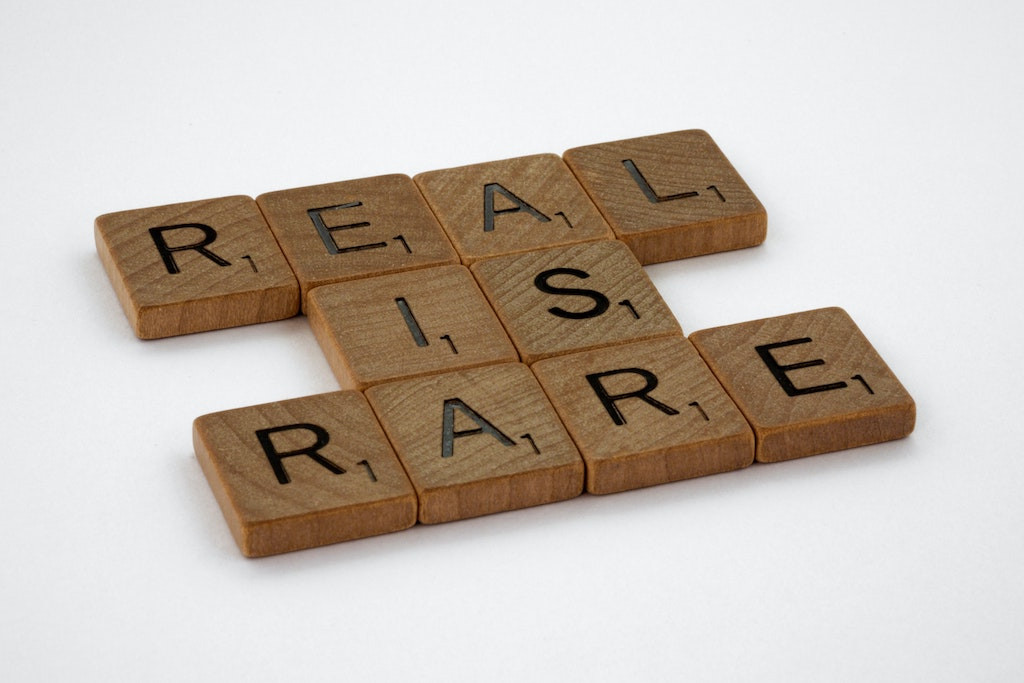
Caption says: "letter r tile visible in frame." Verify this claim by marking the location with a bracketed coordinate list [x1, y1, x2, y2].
[193, 391, 417, 557]
[365, 363, 584, 524]
[531, 337, 754, 494]
[689, 307, 916, 463]
[563, 130, 766, 264]
[306, 265, 518, 390]
[95, 195, 299, 339]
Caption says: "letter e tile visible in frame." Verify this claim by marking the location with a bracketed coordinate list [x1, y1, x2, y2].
[532, 337, 754, 494]
[95, 195, 299, 338]
[689, 307, 915, 463]
[193, 391, 417, 557]
[256, 174, 459, 312]
[365, 363, 584, 524]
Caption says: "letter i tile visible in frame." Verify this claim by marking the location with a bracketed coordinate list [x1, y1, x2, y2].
[365, 363, 585, 524]
[194, 391, 417, 557]
[531, 337, 754, 494]
[95, 195, 299, 339]
[689, 307, 916, 463]
[306, 265, 519, 390]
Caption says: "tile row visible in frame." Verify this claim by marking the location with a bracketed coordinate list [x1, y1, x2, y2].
[194, 307, 916, 557]
[95, 129, 766, 339]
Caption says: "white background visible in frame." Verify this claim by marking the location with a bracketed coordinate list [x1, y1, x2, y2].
[2, 1, 1022, 680]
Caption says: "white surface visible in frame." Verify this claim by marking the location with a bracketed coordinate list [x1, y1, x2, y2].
[2, 1, 1022, 680]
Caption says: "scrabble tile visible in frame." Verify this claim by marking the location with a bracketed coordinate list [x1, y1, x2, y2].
[689, 307, 915, 463]
[563, 129, 766, 264]
[307, 265, 518, 390]
[471, 240, 682, 364]
[193, 391, 417, 557]
[532, 337, 754, 494]
[413, 153, 614, 264]
[95, 195, 300, 339]
[365, 363, 584, 524]
[256, 174, 460, 312]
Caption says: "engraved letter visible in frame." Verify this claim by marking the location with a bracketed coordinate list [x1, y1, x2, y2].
[483, 183, 551, 232]
[533, 268, 611, 320]
[148, 224, 231, 274]
[585, 368, 679, 426]
[255, 423, 345, 485]
[441, 398, 515, 458]
[307, 202, 387, 255]
[755, 338, 849, 397]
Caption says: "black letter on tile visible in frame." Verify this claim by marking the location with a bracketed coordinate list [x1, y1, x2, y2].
[534, 268, 610, 319]
[308, 202, 387, 255]
[149, 224, 231, 274]
[441, 398, 515, 458]
[755, 338, 849, 397]
[483, 183, 551, 232]
[255, 423, 345, 485]
[585, 368, 680, 426]
[622, 159, 699, 204]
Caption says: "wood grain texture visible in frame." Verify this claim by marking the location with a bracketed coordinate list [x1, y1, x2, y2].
[471, 240, 682, 364]
[563, 130, 766, 264]
[306, 265, 518, 390]
[413, 153, 613, 264]
[193, 391, 417, 557]
[95, 195, 299, 338]
[256, 174, 459, 312]
[364, 363, 584, 524]
[532, 337, 754, 494]
[689, 307, 915, 463]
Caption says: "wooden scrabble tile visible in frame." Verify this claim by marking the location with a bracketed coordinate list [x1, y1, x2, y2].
[95, 195, 299, 339]
[193, 391, 417, 557]
[471, 240, 682, 364]
[413, 153, 614, 264]
[563, 129, 766, 264]
[531, 337, 754, 494]
[256, 174, 460, 312]
[689, 307, 915, 463]
[307, 265, 518, 390]
[365, 363, 584, 524]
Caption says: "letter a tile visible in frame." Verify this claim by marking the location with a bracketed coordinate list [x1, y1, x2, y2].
[532, 337, 754, 494]
[689, 307, 916, 463]
[564, 130, 766, 264]
[365, 363, 584, 524]
[414, 153, 614, 264]
[194, 391, 417, 557]
[95, 195, 300, 339]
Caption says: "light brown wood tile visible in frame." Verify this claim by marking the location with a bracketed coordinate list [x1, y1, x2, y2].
[563, 130, 766, 264]
[306, 265, 518, 390]
[471, 240, 682, 364]
[413, 153, 613, 264]
[95, 195, 299, 339]
[193, 391, 417, 557]
[689, 307, 915, 463]
[532, 337, 754, 494]
[365, 363, 584, 524]
[256, 174, 459, 312]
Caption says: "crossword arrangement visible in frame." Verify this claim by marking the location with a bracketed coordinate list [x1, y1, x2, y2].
[95, 130, 916, 557]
